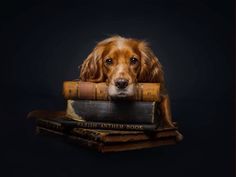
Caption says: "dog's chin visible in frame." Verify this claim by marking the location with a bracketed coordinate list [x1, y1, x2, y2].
[108, 83, 135, 99]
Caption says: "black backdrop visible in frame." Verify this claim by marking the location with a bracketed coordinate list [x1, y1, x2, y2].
[1, 0, 234, 177]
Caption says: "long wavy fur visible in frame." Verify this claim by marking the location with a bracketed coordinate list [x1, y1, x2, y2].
[79, 36, 166, 92]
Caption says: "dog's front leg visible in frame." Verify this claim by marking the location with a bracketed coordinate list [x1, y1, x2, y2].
[159, 94, 175, 128]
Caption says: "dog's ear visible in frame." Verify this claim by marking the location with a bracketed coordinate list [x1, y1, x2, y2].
[137, 41, 165, 84]
[79, 46, 105, 82]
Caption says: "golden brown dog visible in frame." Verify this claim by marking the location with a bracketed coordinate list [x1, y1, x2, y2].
[79, 36, 174, 128]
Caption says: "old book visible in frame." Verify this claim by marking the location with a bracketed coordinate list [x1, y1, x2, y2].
[71, 127, 182, 143]
[27, 110, 66, 119]
[28, 110, 159, 131]
[36, 126, 179, 153]
[35, 114, 182, 142]
[36, 116, 158, 132]
[63, 81, 161, 102]
[66, 100, 160, 124]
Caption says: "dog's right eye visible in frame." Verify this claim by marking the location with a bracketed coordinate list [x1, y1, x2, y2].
[105, 58, 113, 65]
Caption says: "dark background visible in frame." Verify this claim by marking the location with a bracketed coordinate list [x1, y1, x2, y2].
[0, 0, 234, 176]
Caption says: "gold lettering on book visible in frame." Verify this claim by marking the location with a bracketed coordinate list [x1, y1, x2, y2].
[77, 122, 98, 128]
[101, 123, 124, 129]
[126, 125, 144, 130]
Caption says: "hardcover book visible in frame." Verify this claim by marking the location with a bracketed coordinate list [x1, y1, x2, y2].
[71, 127, 181, 143]
[29, 110, 183, 152]
[36, 116, 159, 131]
[29, 110, 159, 131]
[63, 81, 161, 102]
[36, 126, 180, 153]
[66, 100, 160, 124]
[35, 115, 182, 142]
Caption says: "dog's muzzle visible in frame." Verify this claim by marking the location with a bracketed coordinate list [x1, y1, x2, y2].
[108, 78, 135, 98]
[114, 78, 128, 89]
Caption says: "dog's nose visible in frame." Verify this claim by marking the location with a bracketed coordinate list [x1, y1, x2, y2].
[115, 78, 128, 89]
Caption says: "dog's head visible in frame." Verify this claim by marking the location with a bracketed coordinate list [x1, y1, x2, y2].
[79, 36, 164, 98]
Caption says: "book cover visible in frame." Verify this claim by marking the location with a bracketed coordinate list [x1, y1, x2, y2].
[66, 100, 160, 124]
[71, 127, 181, 143]
[34, 114, 182, 143]
[36, 126, 179, 153]
[36, 116, 158, 132]
[63, 81, 161, 102]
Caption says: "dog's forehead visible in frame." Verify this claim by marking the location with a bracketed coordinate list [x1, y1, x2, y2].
[115, 38, 139, 49]
[105, 39, 140, 56]
[115, 38, 127, 49]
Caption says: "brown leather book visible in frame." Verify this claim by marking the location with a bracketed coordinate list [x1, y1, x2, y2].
[69, 134, 178, 153]
[36, 126, 181, 153]
[63, 81, 161, 102]
[71, 126, 182, 143]
[32, 110, 183, 152]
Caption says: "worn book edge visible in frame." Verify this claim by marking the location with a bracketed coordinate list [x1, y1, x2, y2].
[36, 126, 179, 153]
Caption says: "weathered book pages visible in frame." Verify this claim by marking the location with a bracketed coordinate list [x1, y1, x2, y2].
[63, 81, 161, 102]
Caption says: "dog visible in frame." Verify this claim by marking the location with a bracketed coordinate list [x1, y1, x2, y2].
[79, 36, 174, 128]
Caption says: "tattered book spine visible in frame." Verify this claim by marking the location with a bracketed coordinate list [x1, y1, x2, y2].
[36, 117, 158, 131]
[74, 121, 157, 131]
[66, 100, 160, 124]
[63, 81, 161, 102]
[36, 126, 178, 153]
[36, 118, 66, 132]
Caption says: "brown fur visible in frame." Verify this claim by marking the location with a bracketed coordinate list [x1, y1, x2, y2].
[79, 36, 174, 127]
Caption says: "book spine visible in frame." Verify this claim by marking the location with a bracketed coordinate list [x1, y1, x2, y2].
[36, 126, 65, 136]
[66, 100, 159, 124]
[74, 121, 158, 131]
[63, 81, 160, 102]
[36, 119, 66, 132]
[36, 117, 158, 131]
[58, 119, 158, 131]
[36, 126, 178, 153]
[36, 126, 104, 152]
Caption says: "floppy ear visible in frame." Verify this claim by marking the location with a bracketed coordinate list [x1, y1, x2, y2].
[79, 46, 105, 82]
[137, 41, 165, 83]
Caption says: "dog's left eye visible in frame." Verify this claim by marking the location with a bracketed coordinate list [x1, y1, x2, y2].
[105, 58, 113, 65]
[130, 57, 138, 65]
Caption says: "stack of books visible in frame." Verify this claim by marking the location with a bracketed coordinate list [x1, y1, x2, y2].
[28, 80, 183, 153]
